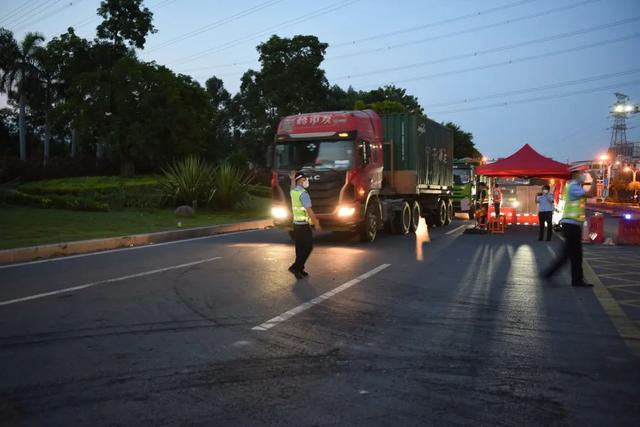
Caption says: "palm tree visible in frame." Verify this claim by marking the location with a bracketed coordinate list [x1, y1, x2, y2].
[0, 29, 45, 161]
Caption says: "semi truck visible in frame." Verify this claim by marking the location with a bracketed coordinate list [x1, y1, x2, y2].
[269, 110, 453, 242]
[452, 158, 481, 219]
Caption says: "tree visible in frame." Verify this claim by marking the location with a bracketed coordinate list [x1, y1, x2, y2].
[43, 28, 92, 159]
[70, 55, 214, 175]
[96, 0, 156, 49]
[232, 35, 331, 166]
[609, 175, 631, 202]
[444, 121, 481, 159]
[354, 99, 406, 114]
[355, 85, 423, 113]
[0, 29, 45, 160]
[0, 108, 17, 157]
[205, 76, 233, 161]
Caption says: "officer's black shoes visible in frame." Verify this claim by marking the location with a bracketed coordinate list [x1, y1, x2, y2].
[572, 282, 594, 287]
[288, 266, 304, 280]
[300, 270, 309, 277]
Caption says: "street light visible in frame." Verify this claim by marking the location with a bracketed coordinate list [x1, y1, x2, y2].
[597, 153, 612, 199]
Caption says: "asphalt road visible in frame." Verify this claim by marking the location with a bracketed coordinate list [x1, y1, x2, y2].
[1, 220, 639, 426]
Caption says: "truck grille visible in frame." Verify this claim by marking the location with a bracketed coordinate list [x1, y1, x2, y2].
[278, 171, 346, 214]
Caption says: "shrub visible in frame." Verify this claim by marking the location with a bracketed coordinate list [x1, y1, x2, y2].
[159, 156, 216, 208]
[0, 189, 109, 211]
[18, 175, 159, 196]
[213, 161, 253, 209]
[0, 157, 117, 183]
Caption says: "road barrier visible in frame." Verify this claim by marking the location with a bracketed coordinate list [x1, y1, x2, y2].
[588, 214, 605, 244]
[515, 213, 539, 226]
[617, 217, 640, 245]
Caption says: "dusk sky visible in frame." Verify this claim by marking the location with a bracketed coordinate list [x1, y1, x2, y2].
[1, 0, 639, 162]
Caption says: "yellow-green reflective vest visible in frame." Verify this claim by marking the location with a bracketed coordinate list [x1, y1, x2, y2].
[562, 180, 585, 223]
[290, 188, 310, 224]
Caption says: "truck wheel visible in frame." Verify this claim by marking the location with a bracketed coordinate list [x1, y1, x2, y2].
[433, 200, 446, 227]
[393, 201, 411, 234]
[444, 200, 453, 225]
[359, 200, 379, 242]
[409, 200, 420, 232]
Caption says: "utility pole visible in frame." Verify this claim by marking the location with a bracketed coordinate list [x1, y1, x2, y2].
[609, 93, 640, 165]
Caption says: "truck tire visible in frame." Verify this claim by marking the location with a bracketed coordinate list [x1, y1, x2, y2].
[391, 201, 411, 234]
[433, 200, 446, 227]
[359, 199, 380, 242]
[444, 200, 453, 225]
[409, 200, 420, 232]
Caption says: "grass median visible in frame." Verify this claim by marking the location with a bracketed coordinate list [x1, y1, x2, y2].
[0, 198, 271, 250]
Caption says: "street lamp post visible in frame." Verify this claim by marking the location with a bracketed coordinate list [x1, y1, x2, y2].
[599, 154, 610, 200]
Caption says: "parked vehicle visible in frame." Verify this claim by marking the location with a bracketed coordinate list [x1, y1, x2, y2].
[269, 110, 454, 242]
[452, 158, 481, 218]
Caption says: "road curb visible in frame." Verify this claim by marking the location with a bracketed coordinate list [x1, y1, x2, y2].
[0, 219, 273, 265]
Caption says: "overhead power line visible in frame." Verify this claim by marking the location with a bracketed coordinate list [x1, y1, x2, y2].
[0, 0, 40, 26]
[427, 79, 640, 116]
[332, 0, 539, 48]
[146, 0, 285, 52]
[70, 0, 177, 31]
[327, 0, 603, 62]
[424, 68, 640, 109]
[6, 0, 59, 30]
[9, 0, 61, 29]
[332, 16, 640, 81]
[12, 0, 86, 33]
[171, 0, 359, 65]
[175, 0, 600, 75]
[355, 33, 640, 90]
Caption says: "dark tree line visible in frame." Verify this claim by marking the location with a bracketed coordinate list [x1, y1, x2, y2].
[0, 0, 480, 178]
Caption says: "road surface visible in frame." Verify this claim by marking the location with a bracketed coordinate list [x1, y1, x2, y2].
[1, 220, 639, 426]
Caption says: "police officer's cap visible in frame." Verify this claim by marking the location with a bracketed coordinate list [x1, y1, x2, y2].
[294, 172, 307, 182]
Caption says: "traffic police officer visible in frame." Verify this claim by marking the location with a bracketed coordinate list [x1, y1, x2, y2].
[288, 171, 321, 279]
[542, 165, 596, 287]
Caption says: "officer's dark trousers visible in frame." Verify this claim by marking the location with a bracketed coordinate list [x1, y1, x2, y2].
[538, 211, 553, 241]
[544, 222, 583, 285]
[494, 202, 500, 217]
[292, 223, 313, 271]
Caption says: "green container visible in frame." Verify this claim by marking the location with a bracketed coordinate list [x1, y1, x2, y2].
[380, 113, 453, 188]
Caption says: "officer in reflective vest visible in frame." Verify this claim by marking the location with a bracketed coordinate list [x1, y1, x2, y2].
[288, 171, 321, 279]
[542, 165, 596, 287]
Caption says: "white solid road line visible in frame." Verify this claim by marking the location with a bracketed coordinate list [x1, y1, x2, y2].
[445, 224, 468, 235]
[0, 257, 222, 307]
[252, 263, 391, 332]
[0, 229, 261, 270]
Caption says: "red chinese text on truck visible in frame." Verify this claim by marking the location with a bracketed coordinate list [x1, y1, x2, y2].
[269, 110, 454, 242]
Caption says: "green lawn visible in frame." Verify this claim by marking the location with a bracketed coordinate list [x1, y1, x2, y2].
[0, 198, 271, 250]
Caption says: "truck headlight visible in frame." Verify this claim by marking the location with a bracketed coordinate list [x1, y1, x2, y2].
[271, 206, 288, 219]
[337, 206, 356, 217]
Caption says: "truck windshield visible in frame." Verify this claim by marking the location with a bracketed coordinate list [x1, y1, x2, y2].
[453, 168, 471, 185]
[274, 140, 354, 170]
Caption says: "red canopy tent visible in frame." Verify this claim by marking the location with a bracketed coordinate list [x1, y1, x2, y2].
[476, 144, 570, 178]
